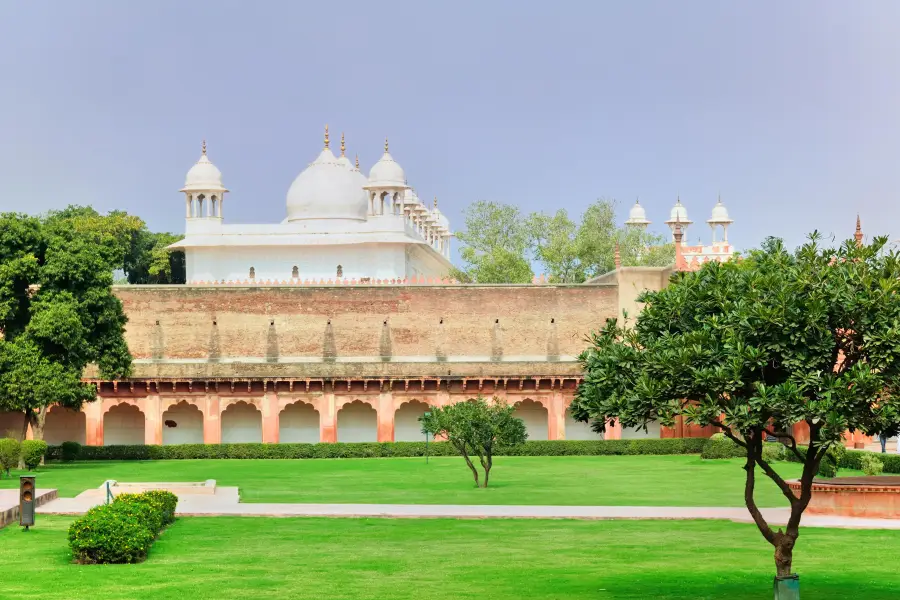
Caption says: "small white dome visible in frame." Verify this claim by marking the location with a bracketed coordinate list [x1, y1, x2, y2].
[665, 197, 692, 225]
[181, 141, 226, 192]
[286, 147, 368, 222]
[625, 199, 650, 226]
[368, 140, 406, 187]
[708, 197, 733, 224]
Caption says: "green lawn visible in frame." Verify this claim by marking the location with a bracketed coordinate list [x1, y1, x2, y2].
[0, 455, 861, 506]
[1, 516, 897, 600]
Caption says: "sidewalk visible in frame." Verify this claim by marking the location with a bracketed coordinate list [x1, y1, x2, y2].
[33, 487, 900, 530]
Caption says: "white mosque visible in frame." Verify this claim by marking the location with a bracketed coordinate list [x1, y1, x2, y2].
[625, 195, 736, 268]
[169, 127, 453, 284]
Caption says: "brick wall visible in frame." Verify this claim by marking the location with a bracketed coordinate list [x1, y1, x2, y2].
[114, 284, 618, 362]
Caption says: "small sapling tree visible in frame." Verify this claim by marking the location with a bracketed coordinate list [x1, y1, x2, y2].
[420, 397, 527, 487]
[571, 234, 900, 588]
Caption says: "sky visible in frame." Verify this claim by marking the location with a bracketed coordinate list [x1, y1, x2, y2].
[0, 0, 898, 261]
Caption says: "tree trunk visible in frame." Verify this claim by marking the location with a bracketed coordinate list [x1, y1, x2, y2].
[483, 454, 493, 488]
[32, 406, 47, 441]
[453, 441, 480, 487]
[773, 532, 797, 577]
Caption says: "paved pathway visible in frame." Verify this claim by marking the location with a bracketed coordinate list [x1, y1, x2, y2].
[30, 487, 900, 530]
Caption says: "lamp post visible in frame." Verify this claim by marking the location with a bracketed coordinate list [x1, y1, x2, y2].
[424, 411, 431, 464]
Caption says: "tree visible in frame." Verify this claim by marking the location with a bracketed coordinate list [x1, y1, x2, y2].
[453, 201, 533, 283]
[570, 233, 900, 585]
[420, 397, 527, 487]
[0, 209, 132, 441]
[455, 198, 673, 283]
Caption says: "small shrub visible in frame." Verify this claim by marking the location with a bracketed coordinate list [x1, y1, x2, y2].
[110, 495, 163, 534]
[762, 442, 786, 462]
[701, 433, 746, 459]
[0, 438, 20, 477]
[60, 441, 81, 462]
[68, 504, 155, 564]
[115, 491, 178, 526]
[817, 443, 846, 478]
[20, 440, 48, 470]
[860, 453, 884, 477]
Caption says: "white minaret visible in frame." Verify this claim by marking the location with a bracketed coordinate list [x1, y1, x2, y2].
[707, 195, 734, 244]
[180, 140, 228, 221]
[625, 198, 651, 229]
[664, 197, 693, 244]
[364, 138, 409, 216]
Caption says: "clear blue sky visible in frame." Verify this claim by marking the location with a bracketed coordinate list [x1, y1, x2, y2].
[0, 0, 897, 259]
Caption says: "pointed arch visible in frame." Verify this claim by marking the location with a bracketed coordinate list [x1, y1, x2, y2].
[279, 401, 320, 443]
[337, 400, 377, 442]
[161, 401, 204, 445]
[513, 399, 549, 441]
[221, 401, 262, 443]
[103, 403, 145, 446]
[394, 400, 431, 441]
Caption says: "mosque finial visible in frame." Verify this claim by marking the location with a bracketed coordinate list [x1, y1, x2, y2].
[384, 137, 389, 153]
[433, 196, 438, 209]
[340, 132, 346, 157]
[355, 154, 360, 169]
[202, 139, 207, 156]
[324, 125, 330, 149]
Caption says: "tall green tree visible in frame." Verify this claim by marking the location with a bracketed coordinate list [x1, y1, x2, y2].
[420, 397, 527, 487]
[453, 201, 533, 283]
[0, 209, 132, 440]
[571, 234, 900, 586]
[455, 198, 673, 284]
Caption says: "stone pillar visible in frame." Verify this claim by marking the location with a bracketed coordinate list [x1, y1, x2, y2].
[377, 389, 395, 442]
[606, 418, 623, 440]
[85, 400, 104, 446]
[262, 390, 279, 444]
[144, 394, 162, 445]
[203, 395, 221, 444]
[548, 392, 565, 440]
[321, 384, 337, 443]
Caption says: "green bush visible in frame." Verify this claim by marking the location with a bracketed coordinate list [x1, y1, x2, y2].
[20, 439, 48, 470]
[60, 441, 81, 462]
[115, 491, 178, 526]
[789, 444, 900, 474]
[762, 442, 787, 462]
[0, 438, 20, 477]
[817, 443, 846, 478]
[110, 495, 163, 534]
[68, 504, 156, 564]
[859, 453, 884, 476]
[701, 433, 746, 459]
[46, 438, 710, 461]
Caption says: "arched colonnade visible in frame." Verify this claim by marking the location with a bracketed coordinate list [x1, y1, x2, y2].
[4, 392, 626, 446]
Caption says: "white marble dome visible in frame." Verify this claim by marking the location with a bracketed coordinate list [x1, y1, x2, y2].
[368, 141, 406, 187]
[286, 148, 368, 222]
[708, 199, 733, 223]
[182, 143, 226, 192]
[669, 198, 689, 222]
[625, 199, 650, 226]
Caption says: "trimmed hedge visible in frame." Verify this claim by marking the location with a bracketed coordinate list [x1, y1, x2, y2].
[701, 434, 745, 459]
[47, 438, 709, 461]
[787, 445, 900, 474]
[68, 490, 178, 564]
[702, 434, 787, 462]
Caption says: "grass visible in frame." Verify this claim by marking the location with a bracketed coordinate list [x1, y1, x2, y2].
[1, 515, 898, 599]
[0, 455, 862, 506]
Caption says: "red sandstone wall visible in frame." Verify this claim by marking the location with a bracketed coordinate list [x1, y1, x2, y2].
[114, 284, 618, 361]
